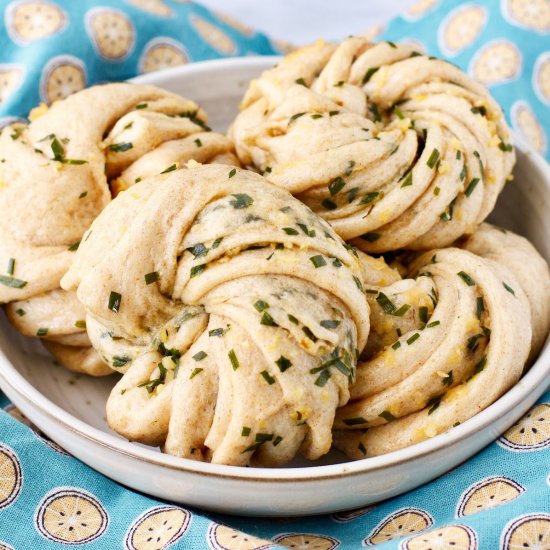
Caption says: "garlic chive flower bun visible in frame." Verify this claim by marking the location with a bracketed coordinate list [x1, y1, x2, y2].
[61, 164, 372, 466]
[0, 83, 237, 375]
[334, 224, 549, 459]
[231, 38, 515, 252]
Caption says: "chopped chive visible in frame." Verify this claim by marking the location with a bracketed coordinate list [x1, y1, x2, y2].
[427, 320, 440, 328]
[287, 314, 299, 325]
[359, 191, 380, 205]
[362, 67, 379, 84]
[36, 327, 48, 337]
[194, 138, 202, 147]
[108, 291, 121, 313]
[328, 176, 346, 196]
[112, 355, 131, 367]
[345, 160, 356, 176]
[241, 426, 251, 436]
[464, 178, 480, 197]
[108, 142, 133, 152]
[433, 186, 441, 196]
[387, 41, 397, 48]
[471, 105, 487, 116]
[329, 110, 339, 117]
[391, 341, 401, 350]
[369, 104, 381, 122]
[400, 171, 413, 188]
[273, 435, 283, 446]
[457, 271, 475, 286]
[376, 292, 396, 314]
[343, 417, 367, 426]
[442, 370, 454, 387]
[260, 311, 278, 326]
[211, 237, 223, 249]
[353, 275, 364, 293]
[15, 308, 25, 317]
[419, 306, 428, 324]
[474, 356, 487, 373]
[6, 258, 14, 275]
[332, 258, 343, 268]
[67, 242, 80, 251]
[457, 150, 462, 160]
[187, 243, 208, 258]
[476, 297, 485, 319]
[230, 193, 253, 208]
[379, 410, 396, 422]
[160, 163, 178, 174]
[427, 396, 441, 415]
[190, 367, 203, 379]
[394, 106, 405, 120]
[502, 282, 515, 295]
[311, 114, 323, 120]
[499, 141, 513, 152]
[310, 255, 327, 268]
[302, 326, 318, 342]
[276, 356, 292, 372]
[295, 77, 306, 86]
[321, 198, 337, 210]
[264, 166, 272, 174]
[314, 369, 331, 387]
[410, 51, 422, 57]
[228, 349, 239, 370]
[260, 370, 276, 385]
[467, 333, 483, 351]
[145, 271, 160, 285]
[190, 264, 206, 278]
[320, 320, 340, 329]
[393, 304, 411, 317]
[335, 81, 344, 88]
[135, 103, 148, 109]
[192, 351, 207, 361]
[288, 112, 306, 125]
[282, 227, 299, 235]
[426, 148, 440, 169]
[361, 232, 381, 242]
[75, 319, 86, 329]
[208, 328, 224, 337]
[228, 168, 237, 179]
[407, 333, 420, 345]
[78, 191, 88, 199]
[254, 300, 269, 312]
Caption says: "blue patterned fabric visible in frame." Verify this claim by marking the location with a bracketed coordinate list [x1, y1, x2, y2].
[379, 0, 550, 162]
[0, 0, 277, 125]
[1, 0, 550, 548]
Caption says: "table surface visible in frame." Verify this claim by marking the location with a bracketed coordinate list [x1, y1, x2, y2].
[199, 0, 416, 44]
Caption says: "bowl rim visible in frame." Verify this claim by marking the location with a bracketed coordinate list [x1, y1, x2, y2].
[1, 57, 550, 483]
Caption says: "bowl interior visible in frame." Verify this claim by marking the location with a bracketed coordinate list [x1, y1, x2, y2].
[1, 58, 549, 472]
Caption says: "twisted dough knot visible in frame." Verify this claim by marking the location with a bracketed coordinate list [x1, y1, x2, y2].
[61, 165, 370, 466]
[231, 39, 515, 252]
[0, 83, 236, 375]
[334, 224, 550, 459]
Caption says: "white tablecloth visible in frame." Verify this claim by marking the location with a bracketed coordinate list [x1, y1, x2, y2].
[199, 0, 416, 45]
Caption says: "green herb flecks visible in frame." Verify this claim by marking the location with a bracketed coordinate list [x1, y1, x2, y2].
[145, 271, 160, 285]
[426, 148, 440, 169]
[260, 370, 276, 385]
[108, 291, 121, 313]
[310, 255, 327, 268]
[230, 193, 253, 208]
[192, 351, 207, 362]
[362, 67, 379, 84]
[228, 349, 240, 370]
[112, 356, 131, 368]
[343, 417, 367, 426]
[276, 356, 292, 372]
[379, 410, 396, 422]
[108, 142, 133, 153]
[457, 271, 475, 286]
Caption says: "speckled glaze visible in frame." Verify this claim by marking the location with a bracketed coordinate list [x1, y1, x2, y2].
[0, 57, 548, 516]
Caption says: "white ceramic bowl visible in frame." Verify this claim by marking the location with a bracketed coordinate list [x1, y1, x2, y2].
[0, 57, 549, 517]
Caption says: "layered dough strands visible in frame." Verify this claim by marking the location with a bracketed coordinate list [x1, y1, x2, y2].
[334, 224, 550, 459]
[0, 83, 236, 375]
[61, 165, 370, 466]
[231, 39, 515, 252]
